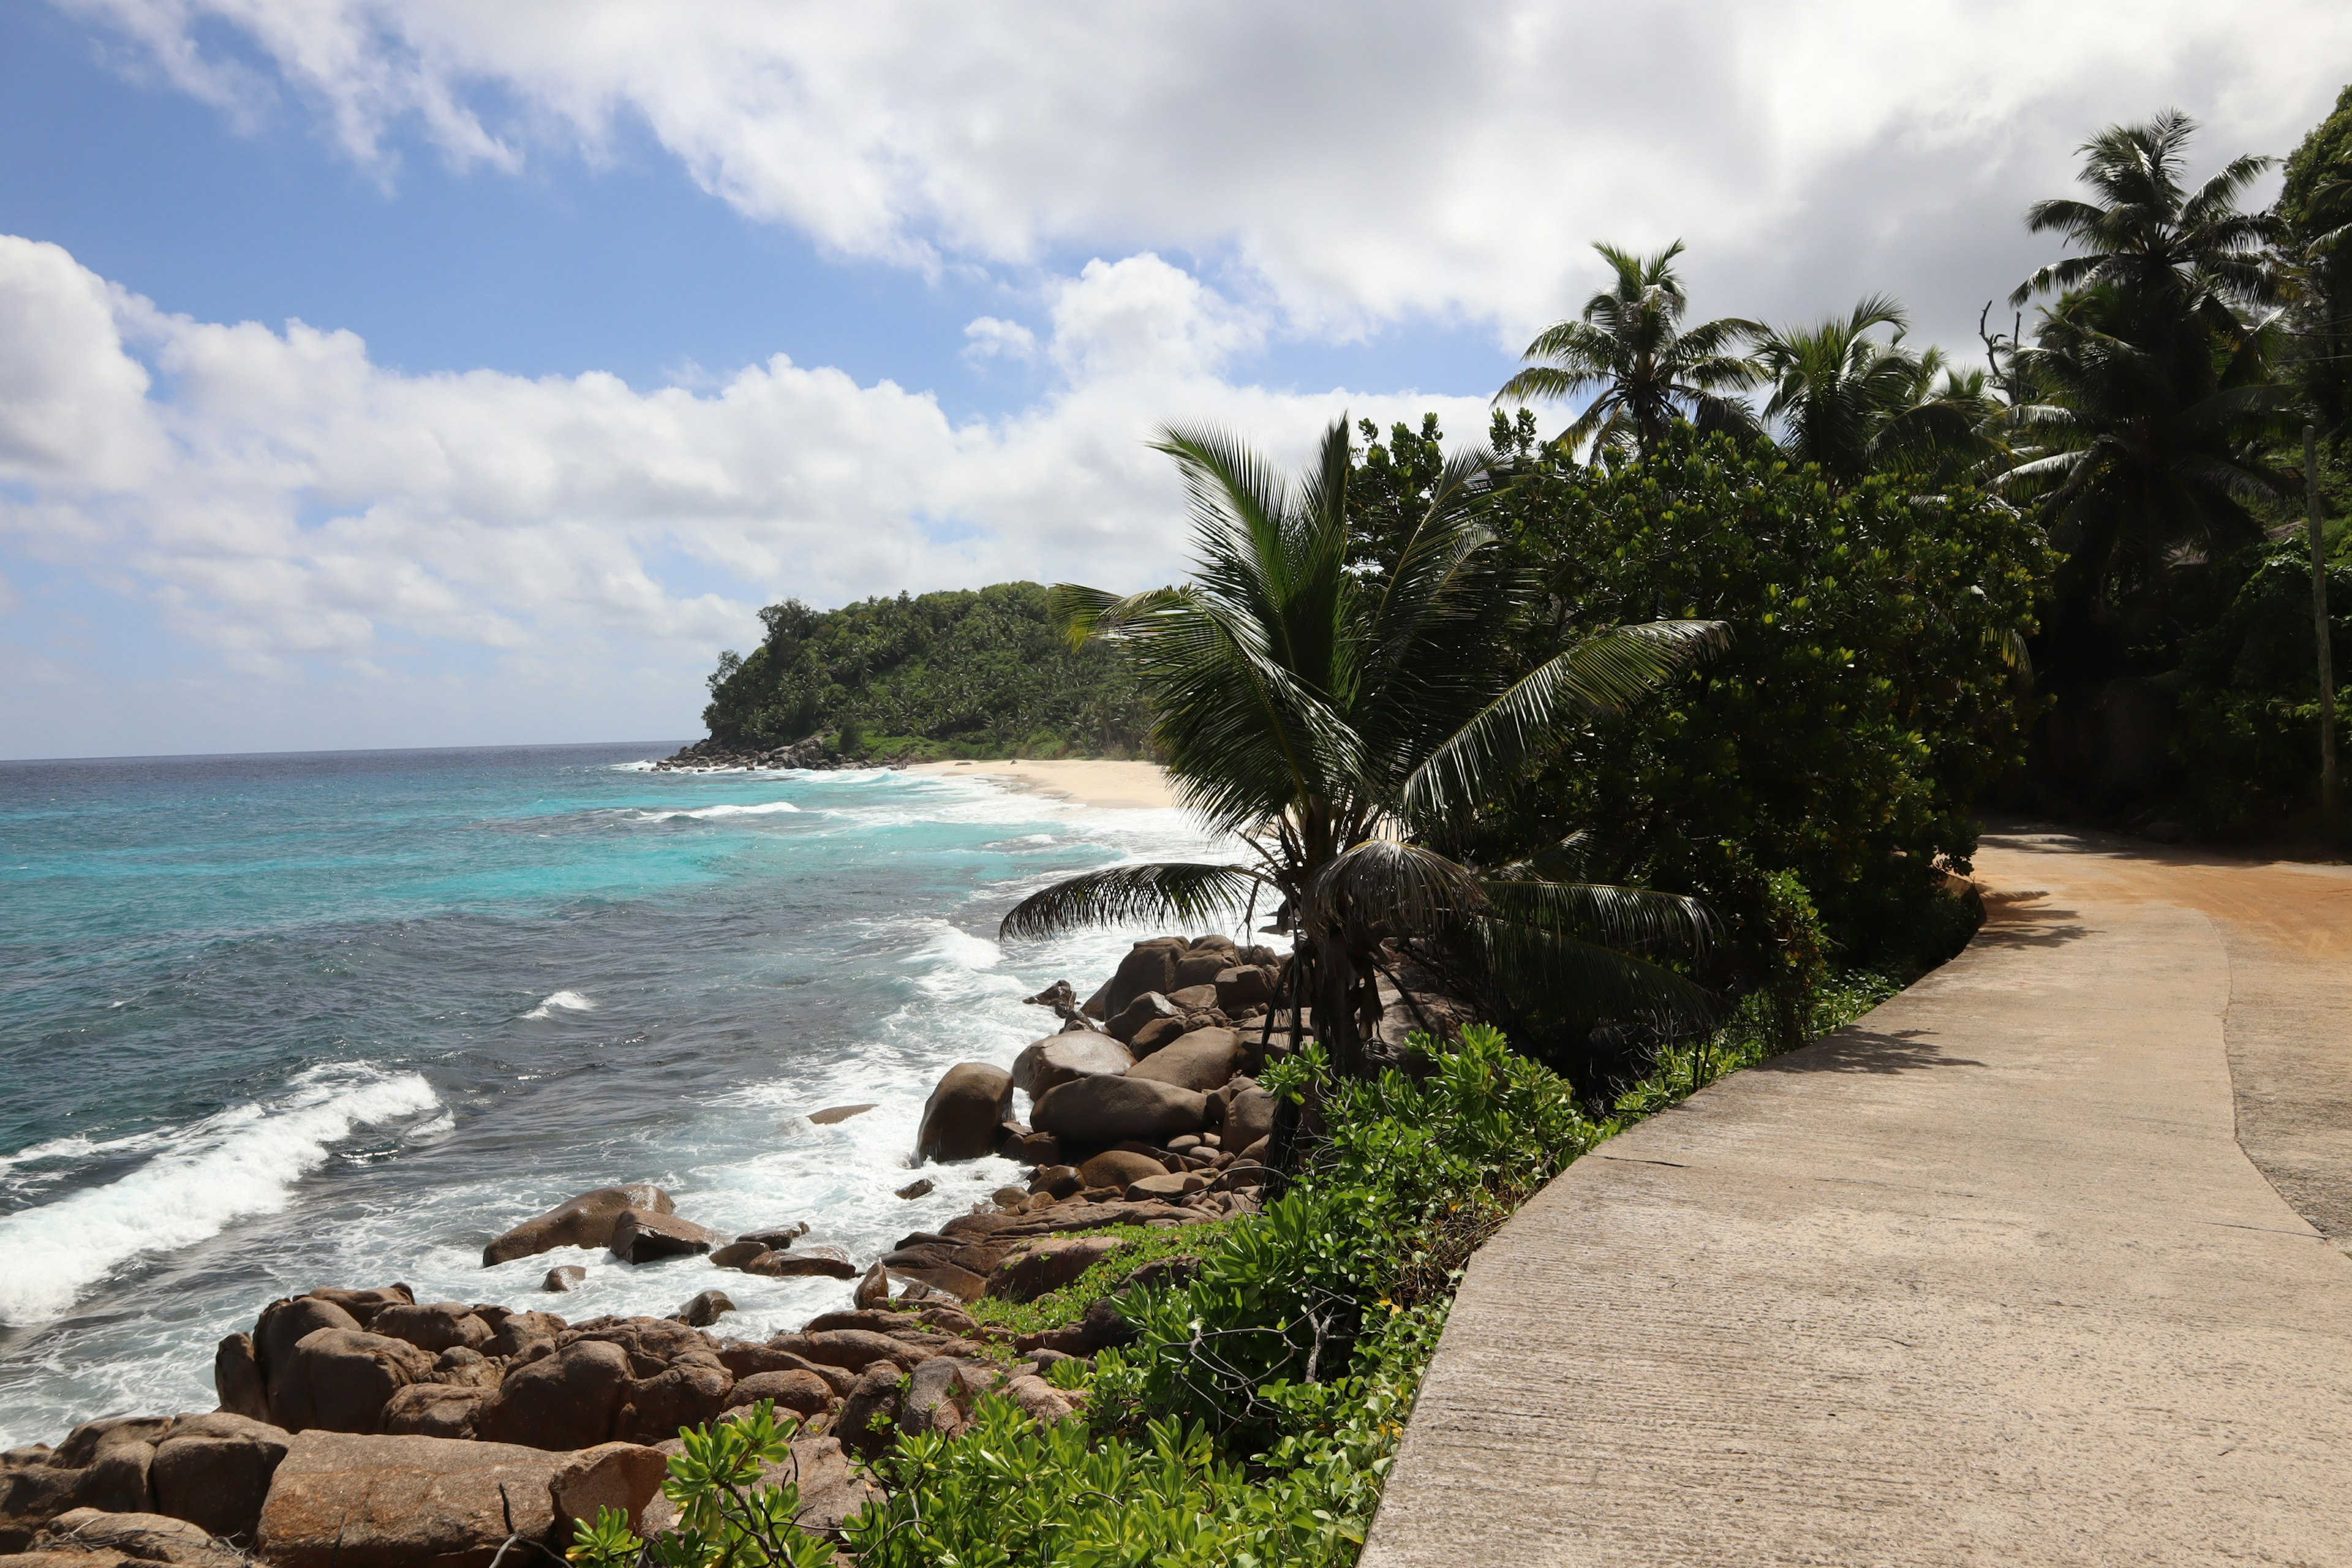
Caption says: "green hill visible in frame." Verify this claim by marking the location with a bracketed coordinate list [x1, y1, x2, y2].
[699, 582, 1154, 760]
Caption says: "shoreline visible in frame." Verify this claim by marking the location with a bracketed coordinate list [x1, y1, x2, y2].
[905, 758, 1177, 811]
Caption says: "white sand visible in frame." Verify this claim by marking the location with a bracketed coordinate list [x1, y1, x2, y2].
[904, 758, 1177, 810]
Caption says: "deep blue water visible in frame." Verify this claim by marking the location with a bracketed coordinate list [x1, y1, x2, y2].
[0, 743, 1217, 1445]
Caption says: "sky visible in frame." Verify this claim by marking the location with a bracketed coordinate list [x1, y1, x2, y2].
[1, 1, 2346, 759]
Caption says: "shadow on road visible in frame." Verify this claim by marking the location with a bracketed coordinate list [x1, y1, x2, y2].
[1770, 1027, 1987, 1076]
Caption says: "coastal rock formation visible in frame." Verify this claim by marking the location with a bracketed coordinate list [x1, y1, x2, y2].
[254, 1430, 568, 1568]
[483, 1185, 676, 1265]
[651, 736, 846, 772]
[1009, 1033, 1133, 1097]
[1128, 1027, 1245, 1093]
[915, 1063, 1014, 1162]
[1030, 1074, 1208, 1143]
[29, 1508, 244, 1567]
[609, 1210, 726, 1264]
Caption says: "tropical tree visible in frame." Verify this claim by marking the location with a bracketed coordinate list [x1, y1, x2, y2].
[999, 418, 1726, 1087]
[1753, 296, 2005, 485]
[2004, 285, 2294, 643]
[2009, 108, 2278, 339]
[2277, 86, 2352, 435]
[1497, 241, 1761, 462]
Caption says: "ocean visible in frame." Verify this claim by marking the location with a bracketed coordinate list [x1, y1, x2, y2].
[0, 742, 1227, 1447]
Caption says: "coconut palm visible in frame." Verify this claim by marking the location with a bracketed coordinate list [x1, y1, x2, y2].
[2004, 285, 2294, 625]
[2008, 109, 2277, 338]
[999, 418, 1726, 1088]
[1754, 298, 2008, 486]
[1497, 241, 1762, 462]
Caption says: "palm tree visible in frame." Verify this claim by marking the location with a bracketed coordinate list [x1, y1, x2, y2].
[1498, 241, 1762, 462]
[1753, 298, 2009, 486]
[2004, 285, 2294, 631]
[2008, 109, 2277, 339]
[1000, 418, 1726, 1088]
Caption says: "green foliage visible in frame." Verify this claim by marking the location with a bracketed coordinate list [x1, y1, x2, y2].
[1613, 963, 1904, 1120]
[957, 1223, 1233, 1337]
[2280, 85, 2352, 432]
[568, 1402, 834, 1568]
[1096, 1025, 1594, 1441]
[1483, 423, 2040, 1005]
[2171, 541, 2352, 830]
[701, 584, 1152, 758]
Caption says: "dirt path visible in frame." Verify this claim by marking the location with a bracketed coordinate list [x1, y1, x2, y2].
[1359, 826, 2352, 1567]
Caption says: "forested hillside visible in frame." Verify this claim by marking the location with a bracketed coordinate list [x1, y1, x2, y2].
[699, 582, 1152, 759]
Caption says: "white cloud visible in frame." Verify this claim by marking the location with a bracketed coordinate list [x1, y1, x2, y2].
[51, 0, 2352, 349]
[0, 236, 1485, 752]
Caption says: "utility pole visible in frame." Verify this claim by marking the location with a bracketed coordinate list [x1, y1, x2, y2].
[2309, 424, 2339, 833]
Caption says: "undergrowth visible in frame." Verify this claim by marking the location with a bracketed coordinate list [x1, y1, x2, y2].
[581, 960, 1917, 1568]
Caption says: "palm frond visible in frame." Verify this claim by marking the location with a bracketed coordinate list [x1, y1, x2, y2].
[1479, 878, 1714, 956]
[1302, 839, 1487, 935]
[1400, 619, 1728, 823]
[1472, 918, 1718, 1034]
[1000, 862, 1270, 941]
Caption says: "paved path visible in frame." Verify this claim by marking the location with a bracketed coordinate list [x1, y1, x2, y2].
[1360, 826, 2352, 1567]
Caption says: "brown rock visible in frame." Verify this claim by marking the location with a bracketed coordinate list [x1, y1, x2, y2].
[1009, 1033, 1134, 1098]
[303, 1285, 415, 1327]
[1127, 1170, 1212, 1200]
[57, 1418, 168, 1516]
[616, 1362, 733, 1444]
[807, 1104, 876, 1125]
[1077, 1149, 1166, 1190]
[742, 1246, 859, 1280]
[1098, 939, 1184, 1021]
[481, 1310, 566, 1360]
[212, 1333, 267, 1422]
[898, 1357, 970, 1439]
[380, 1384, 484, 1441]
[1129, 1027, 1245, 1093]
[915, 1063, 1014, 1163]
[1126, 1014, 1189, 1057]
[482, 1184, 676, 1266]
[149, 1412, 288, 1541]
[1031, 1074, 1208, 1142]
[271, 1329, 437, 1434]
[370, 1302, 492, 1355]
[1170, 950, 1231, 989]
[609, 1209, 726, 1263]
[253, 1297, 362, 1403]
[764, 1329, 925, 1372]
[1106, 990, 1182, 1045]
[853, 1262, 892, 1311]
[32, 1508, 241, 1567]
[714, 1344, 854, 1397]
[1223, 1082, 1276, 1151]
[548, 1442, 669, 1532]
[473, 1339, 631, 1450]
[723, 1370, 833, 1417]
[709, 1240, 767, 1270]
[831, 1366, 903, 1461]
[254, 1430, 562, 1568]
[894, 1178, 935, 1200]
[984, 1236, 1126, 1303]
[543, 1265, 587, 1293]
[736, 1223, 810, 1250]
[636, 1437, 875, 1542]
[1005, 1130, 1061, 1164]
[1214, 964, 1278, 1012]
[675, 1289, 736, 1328]
[1165, 983, 1220, 1011]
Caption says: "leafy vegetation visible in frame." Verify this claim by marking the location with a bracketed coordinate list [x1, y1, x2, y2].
[701, 583, 1152, 760]
[1000, 421, 1724, 1095]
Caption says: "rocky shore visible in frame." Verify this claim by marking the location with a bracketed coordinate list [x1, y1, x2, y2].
[0, 931, 1366, 1567]
[649, 736, 848, 772]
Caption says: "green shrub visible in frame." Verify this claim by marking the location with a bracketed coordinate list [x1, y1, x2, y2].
[568, 1401, 835, 1568]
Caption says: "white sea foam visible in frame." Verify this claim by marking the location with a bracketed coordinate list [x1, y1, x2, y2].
[0, 1066, 441, 1326]
[633, 800, 803, 821]
[522, 989, 597, 1019]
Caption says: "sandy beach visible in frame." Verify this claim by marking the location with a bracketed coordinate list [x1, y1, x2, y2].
[905, 758, 1177, 810]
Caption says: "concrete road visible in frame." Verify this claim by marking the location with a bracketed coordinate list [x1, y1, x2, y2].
[1359, 826, 2352, 1567]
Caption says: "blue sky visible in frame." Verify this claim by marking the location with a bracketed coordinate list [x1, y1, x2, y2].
[0, 0, 2343, 758]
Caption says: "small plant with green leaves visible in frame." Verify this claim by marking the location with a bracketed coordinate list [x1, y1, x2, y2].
[566, 1401, 836, 1568]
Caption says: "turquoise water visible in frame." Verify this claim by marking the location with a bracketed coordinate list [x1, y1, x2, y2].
[0, 744, 1221, 1446]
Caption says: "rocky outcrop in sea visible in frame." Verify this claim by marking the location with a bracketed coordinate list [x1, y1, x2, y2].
[650, 737, 847, 772]
[0, 931, 1390, 1567]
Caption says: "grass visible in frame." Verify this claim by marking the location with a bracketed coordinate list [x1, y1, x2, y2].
[959, 1222, 1236, 1337]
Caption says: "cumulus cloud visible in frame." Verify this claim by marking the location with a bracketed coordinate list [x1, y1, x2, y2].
[51, 0, 2352, 347]
[0, 236, 1485, 751]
